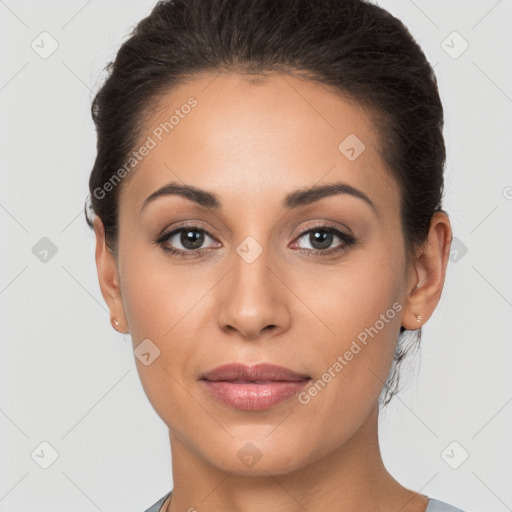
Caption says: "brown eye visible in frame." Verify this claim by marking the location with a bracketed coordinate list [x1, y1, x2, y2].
[293, 225, 357, 256]
[155, 225, 219, 259]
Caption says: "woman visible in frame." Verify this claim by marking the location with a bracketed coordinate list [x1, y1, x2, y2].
[85, 0, 463, 510]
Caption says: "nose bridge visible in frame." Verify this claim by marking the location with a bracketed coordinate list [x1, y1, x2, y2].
[234, 234, 272, 294]
[216, 229, 290, 338]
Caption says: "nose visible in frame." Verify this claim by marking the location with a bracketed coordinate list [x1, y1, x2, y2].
[216, 245, 291, 340]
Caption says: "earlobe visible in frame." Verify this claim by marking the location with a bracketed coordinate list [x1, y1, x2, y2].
[401, 212, 452, 331]
[93, 217, 130, 334]
[110, 315, 129, 334]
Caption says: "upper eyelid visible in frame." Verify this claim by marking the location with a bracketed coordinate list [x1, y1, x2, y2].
[295, 221, 353, 236]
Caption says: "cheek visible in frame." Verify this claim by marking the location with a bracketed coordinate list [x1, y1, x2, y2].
[119, 238, 204, 340]
[117, 241, 218, 387]
[119, 262, 205, 425]
[294, 251, 403, 407]
[296, 250, 402, 348]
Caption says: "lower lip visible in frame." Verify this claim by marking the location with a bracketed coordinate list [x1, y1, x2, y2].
[200, 379, 311, 411]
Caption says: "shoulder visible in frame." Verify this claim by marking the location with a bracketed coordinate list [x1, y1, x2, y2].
[142, 490, 173, 512]
[427, 498, 468, 512]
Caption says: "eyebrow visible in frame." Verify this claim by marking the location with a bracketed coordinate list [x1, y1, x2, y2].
[140, 181, 376, 214]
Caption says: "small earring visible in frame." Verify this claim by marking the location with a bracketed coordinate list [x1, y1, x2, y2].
[111, 316, 124, 332]
[416, 314, 422, 324]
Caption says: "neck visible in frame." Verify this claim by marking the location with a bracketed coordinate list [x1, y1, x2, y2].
[164, 405, 428, 512]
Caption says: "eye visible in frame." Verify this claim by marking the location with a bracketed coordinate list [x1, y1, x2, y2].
[292, 225, 357, 256]
[153, 222, 357, 260]
[154, 225, 220, 259]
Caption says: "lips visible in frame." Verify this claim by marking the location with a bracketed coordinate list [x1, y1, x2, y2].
[200, 362, 311, 382]
[199, 363, 311, 411]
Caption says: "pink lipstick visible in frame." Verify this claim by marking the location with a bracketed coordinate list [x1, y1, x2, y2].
[199, 363, 311, 411]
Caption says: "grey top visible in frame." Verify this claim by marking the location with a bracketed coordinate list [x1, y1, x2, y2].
[143, 491, 467, 512]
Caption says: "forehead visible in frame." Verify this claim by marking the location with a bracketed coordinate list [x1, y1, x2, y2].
[118, 72, 399, 218]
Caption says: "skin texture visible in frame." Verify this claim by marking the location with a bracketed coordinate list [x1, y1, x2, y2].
[93, 73, 452, 512]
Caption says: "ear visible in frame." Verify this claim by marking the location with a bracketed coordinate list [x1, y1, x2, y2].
[402, 211, 452, 330]
[93, 217, 129, 333]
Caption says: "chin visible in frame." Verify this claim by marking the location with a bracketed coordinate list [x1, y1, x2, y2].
[201, 435, 318, 477]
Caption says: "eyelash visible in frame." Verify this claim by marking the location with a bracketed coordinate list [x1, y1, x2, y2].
[153, 223, 357, 260]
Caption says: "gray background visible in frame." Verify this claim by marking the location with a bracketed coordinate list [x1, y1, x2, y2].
[1, 0, 511, 511]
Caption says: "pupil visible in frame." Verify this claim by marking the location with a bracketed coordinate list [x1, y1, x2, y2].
[181, 230, 204, 249]
[311, 230, 333, 250]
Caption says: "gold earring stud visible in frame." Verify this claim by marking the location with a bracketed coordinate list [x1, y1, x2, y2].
[111, 316, 129, 334]
[111, 316, 122, 331]
[416, 314, 421, 324]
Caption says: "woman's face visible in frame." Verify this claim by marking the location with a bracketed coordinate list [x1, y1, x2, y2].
[96, 72, 429, 474]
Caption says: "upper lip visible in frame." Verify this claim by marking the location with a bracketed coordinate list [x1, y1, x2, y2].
[200, 363, 311, 382]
